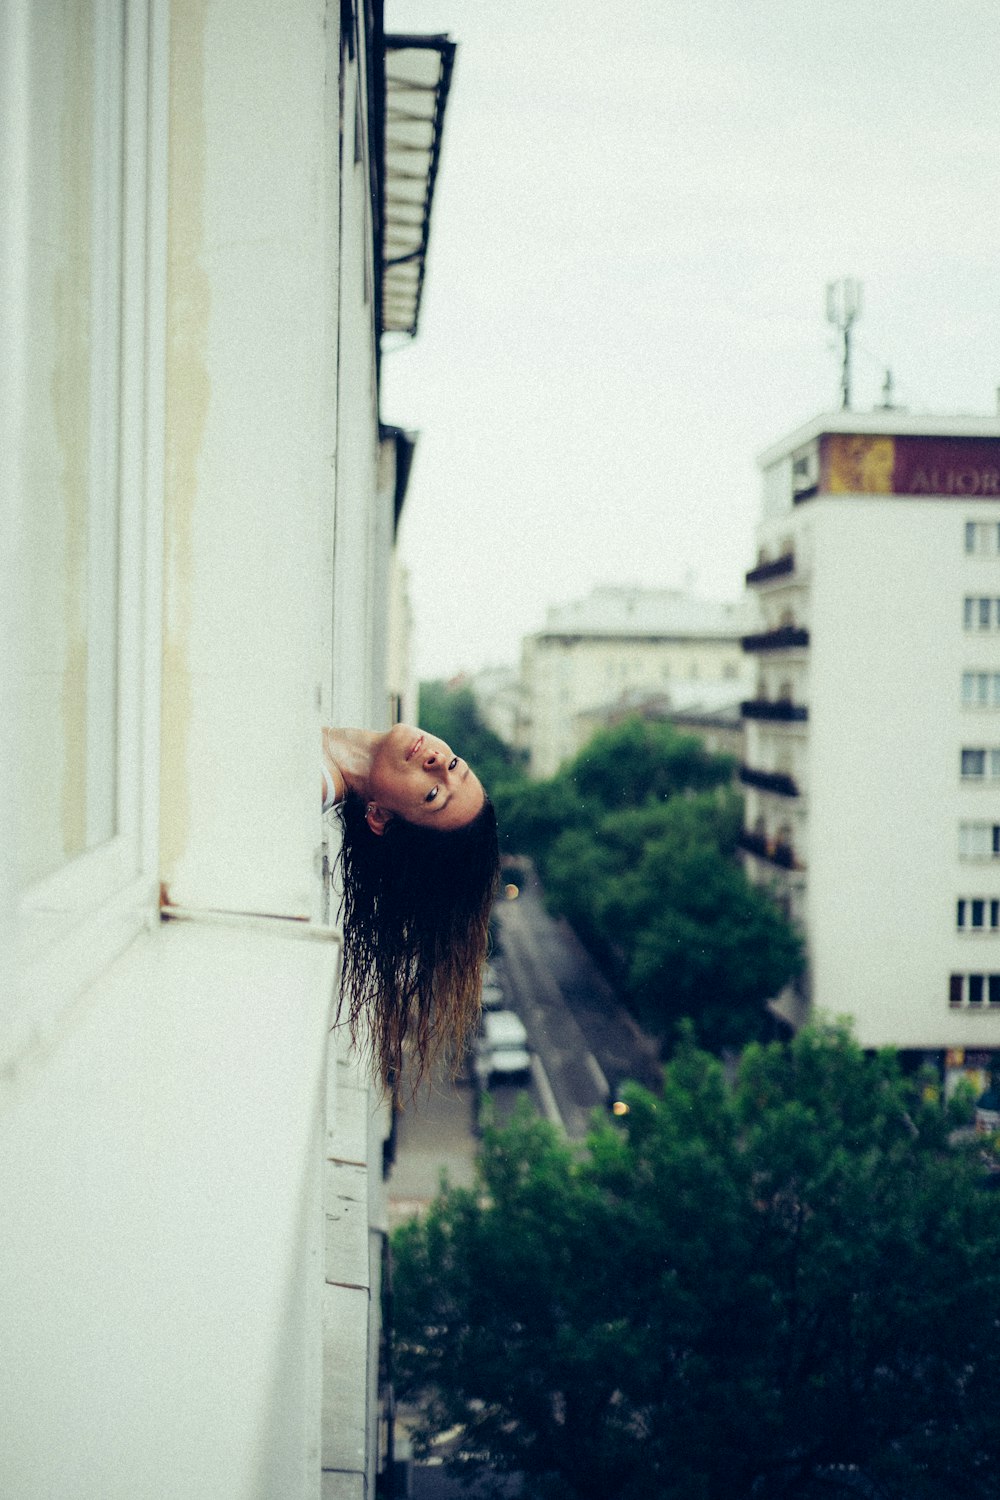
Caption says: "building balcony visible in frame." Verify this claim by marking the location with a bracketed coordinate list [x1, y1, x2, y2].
[745, 553, 795, 587]
[739, 764, 800, 798]
[741, 624, 810, 653]
[738, 829, 802, 870]
[741, 698, 808, 722]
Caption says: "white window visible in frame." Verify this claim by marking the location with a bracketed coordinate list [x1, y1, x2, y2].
[17, 3, 129, 887]
[960, 747, 1000, 779]
[962, 672, 1000, 708]
[12, 0, 166, 1033]
[960, 823, 1000, 859]
[965, 521, 1000, 556]
[962, 749, 987, 778]
[963, 597, 1000, 631]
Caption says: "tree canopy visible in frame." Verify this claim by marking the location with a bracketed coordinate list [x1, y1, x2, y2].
[493, 718, 801, 1050]
[494, 717, 736, 861]
[392, 1023, 1000, 1500]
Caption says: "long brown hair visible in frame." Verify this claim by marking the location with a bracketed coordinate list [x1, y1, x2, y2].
[335, 789, 500, 1093]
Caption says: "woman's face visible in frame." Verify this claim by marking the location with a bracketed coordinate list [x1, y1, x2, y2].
[369, 724, 486, 831]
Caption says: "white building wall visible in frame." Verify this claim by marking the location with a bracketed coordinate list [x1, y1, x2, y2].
[2, 3, 397, 1496]
[744, 412, 1000, 1060]
[387, 556, 418, 728]
[521, 587, 753, 779]
[466, 664, 522, 749]
[807, 494, 1000, 1050]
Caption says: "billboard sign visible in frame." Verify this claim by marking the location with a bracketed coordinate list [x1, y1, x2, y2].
[818, 434, 1000, 499]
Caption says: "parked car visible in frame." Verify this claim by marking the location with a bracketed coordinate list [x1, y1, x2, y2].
[480, 960, 506, 1011]
[480, 979, 505, 1011]
[473, 1010, 531, 1086]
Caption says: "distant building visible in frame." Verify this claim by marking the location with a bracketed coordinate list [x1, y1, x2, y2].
[388, 552, 419, 728]
[465, 663, 524, 748]
[741, 410, 1000, 1099]
[520, 586, 752, 778]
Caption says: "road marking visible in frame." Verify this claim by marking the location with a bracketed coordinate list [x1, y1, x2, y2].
[530, 1054, 565, 1134]
[586, 1052, 609, 1098]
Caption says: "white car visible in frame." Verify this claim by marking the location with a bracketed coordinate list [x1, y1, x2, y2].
[480, 979, 505, 1011]
[473, 1010, 531, 1085]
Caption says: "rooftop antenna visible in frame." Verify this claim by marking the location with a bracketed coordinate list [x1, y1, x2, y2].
[826, 278, 862, 410]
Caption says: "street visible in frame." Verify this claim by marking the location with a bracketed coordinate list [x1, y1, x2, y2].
[387, 863, 662, 1225]
[493, 863, 663, 1134]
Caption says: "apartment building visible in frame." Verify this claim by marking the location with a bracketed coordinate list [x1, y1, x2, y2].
[465, 663, 523, 748]
[741, 410, 1000, 1097]
[1, 6, 453, 1497]
[520, 585, 751, 778]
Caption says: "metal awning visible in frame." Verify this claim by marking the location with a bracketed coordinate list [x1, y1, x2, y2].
[381, 34, 455, 339]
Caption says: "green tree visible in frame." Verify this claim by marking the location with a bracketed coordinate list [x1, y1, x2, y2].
[491, 775, 598, 863]
[392, 1025, 1000, 1500]
[492, 717, 736, 860]
[542, 790, 801, 1049]
[560, 716, 735, 809]
[490, 715, 800, 1047]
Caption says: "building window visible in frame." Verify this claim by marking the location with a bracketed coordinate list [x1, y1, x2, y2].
[960, 747, 1000, 778]
[949, 973, 1000, 1006]
[959, 823, 1000, 859]
[15, 0, 163, 982]
[17, 3, 131, 886]
[962, 672, 1000, 708]
[965, 521, 1000, 556]
[964, 596, 1000, 630]
[957, 898, 1000, 931]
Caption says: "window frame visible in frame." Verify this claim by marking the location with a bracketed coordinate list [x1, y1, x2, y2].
[961, 672, 1000, 709]
[13, 0, 167, 1058]
[964, 520, 1000, 556]
[958, 822, 1000, 860]
[948, 973, 1000, 1006]
[956, 898, 1000, 932]
[961, 748, 987, 779]
[959, 746, 1000, 780]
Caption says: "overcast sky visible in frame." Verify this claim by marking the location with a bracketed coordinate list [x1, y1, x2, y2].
[381, 0, 1000, 681]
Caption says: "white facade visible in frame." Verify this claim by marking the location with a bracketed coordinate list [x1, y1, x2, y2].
[742, 411, 1000, 1078]
[1, 4, 440, 1496]
[520, 586, 751, 778]
[466, 663, 524, 749]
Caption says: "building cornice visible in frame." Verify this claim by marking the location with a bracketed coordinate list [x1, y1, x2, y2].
[758, 410, 1000, 470]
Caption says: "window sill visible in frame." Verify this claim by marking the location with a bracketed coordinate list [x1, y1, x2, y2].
[10, 869, 157, 1078]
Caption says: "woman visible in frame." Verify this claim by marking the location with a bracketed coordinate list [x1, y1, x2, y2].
[322, 725, 500, 1093]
